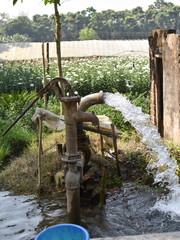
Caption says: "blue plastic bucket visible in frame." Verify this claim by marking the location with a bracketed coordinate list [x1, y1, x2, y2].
[35, 223, 90, 240]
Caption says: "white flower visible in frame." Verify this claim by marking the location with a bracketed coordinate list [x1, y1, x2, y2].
[74, 91, 78, 95]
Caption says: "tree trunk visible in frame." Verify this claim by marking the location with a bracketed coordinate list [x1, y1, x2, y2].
[54, 0, 64, 113]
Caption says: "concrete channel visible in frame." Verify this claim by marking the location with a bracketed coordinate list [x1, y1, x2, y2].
[92, 231, 180, 240]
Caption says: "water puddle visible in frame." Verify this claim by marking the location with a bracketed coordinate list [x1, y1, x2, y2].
[104, 92, 180, 220]
[1, 182, 180, 240]
[0, 191, 41, 240]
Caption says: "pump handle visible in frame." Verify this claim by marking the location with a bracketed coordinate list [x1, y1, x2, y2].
[2, 77, 71, 136]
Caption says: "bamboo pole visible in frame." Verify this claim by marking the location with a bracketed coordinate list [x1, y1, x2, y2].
[111, 123, 121, 177]
[100, 166, 107, 206]
[46, 42, 49, 74]
[42, 42, 47, 109]
[38, 115, 43, 188]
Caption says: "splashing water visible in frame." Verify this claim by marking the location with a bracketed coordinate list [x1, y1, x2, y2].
[104, 92, 180, 220]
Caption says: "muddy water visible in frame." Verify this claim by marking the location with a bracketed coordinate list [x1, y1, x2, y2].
[1, 183, 180, 240]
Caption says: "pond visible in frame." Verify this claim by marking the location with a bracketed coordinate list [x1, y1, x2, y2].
[1, 182, 180, 240]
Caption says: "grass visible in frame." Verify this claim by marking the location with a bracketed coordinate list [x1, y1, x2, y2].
[0, 119, 33, 167]
[0, 128, 153, 194]
[0, 56, 179, 195]
[0, 131, 65, 194]
[0, 56, 150, 168]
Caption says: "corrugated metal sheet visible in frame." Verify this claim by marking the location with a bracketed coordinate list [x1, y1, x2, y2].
[0, 40, 149, 61]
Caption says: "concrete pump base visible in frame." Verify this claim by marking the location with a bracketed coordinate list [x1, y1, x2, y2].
[92, 231, 180, 240]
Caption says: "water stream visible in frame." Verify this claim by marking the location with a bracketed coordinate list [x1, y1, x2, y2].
[104, 92, 180, 220]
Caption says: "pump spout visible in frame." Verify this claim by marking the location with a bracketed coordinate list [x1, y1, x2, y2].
[78, 92, 104, 112]
[73, 111, 99, 126]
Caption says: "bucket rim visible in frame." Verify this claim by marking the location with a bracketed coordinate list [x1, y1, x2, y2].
[35, 223, 89, 240]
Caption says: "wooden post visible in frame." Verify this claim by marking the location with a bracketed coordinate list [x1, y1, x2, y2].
[100, 166, 107, 206]
[42, 42, 47, 109]
[46, 42, 50, 74]
[98, 126, 104, 156]
[111, 123, 121, 177]
[38, 115, 43, 188]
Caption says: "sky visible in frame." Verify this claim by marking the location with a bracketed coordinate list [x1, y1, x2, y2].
[1, 0, 180, 19]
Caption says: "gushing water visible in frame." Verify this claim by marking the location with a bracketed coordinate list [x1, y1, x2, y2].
[104, 92, 180, 220]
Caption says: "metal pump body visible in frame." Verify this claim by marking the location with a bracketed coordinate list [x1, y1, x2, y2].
[2, 77, 102, 225]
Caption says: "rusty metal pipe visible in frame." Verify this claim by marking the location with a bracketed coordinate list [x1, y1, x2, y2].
[73, 111, 99, 126]
[77, 92, 104, 112]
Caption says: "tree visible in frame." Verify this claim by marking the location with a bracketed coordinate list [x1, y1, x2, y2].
[0, 13, 9, 35]
[169, 6, 180, 30]
[153, 0, 173, 9]
[124, 16, 140, 31]
[5, 16, 33, 37]
[12, 0, 64, 114]
[7, 0, 180, 41]
[79, 27, 99, 40]
[32, 14, 55, 42]
[13, 0, 63, 76]
[0, 33, 31, 43]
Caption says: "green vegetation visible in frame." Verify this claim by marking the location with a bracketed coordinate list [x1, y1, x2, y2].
[0, 55, 179, 194]
[0, 0, 179, 42]
[0, 62, 43, 94]
[79, 27, 100, 40]
[0, 90, 40, 129]
[0, 55, 149, 168]
[0, 56, 150, 99]
[106, 175, 122, 188]
[0, 119, 32, 167]
[168, 143, 180, 183]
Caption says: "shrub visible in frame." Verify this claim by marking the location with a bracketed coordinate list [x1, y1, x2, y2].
[0, 62, 43, 94]
[0, 90, 41, 130]
[0, 119, 32, 166]
[87, 104, 132, 133]
[0, 56, 150, 100]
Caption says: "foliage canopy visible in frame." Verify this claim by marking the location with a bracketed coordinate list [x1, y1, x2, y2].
[1, 0, 179, 42]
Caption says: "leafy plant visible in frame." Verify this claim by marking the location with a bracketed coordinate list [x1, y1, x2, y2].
[0, 144, 11, 166]
[88, 104, 132, 133]
[47, 94, 60, 115]
[106, 175, 122, 188]
[0, 119, 32, 166]
[168, 143, 180, 182]
[0, 89, 36, 109]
